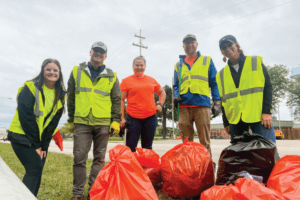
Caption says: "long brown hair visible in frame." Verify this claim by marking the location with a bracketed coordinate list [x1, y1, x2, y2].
[31, 58, 66, 110]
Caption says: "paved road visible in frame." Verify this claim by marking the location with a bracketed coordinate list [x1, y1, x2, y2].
[47, 139, 300, 164]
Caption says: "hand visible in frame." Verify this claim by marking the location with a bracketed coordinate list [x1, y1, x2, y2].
[36, 147, 43, 160]
[110, 121, 120, 136]
[212, 100, 221, 118]
[261, 114, 272, 129]
[120, 118, 126, 129]
[225, 126, 230, 134]
[156, 105, 162, 113]
[41, 151, 47, 159]
[69, 123, 74, 133]
[173, 97, 182, 108]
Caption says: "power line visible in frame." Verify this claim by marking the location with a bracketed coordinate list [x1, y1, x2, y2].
[148, 0, 297, 47]
[132, 29, 148, 56]
[146, 0, 249, 39]
[143, 0, 229, 32]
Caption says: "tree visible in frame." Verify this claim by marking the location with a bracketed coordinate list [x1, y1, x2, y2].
[266, 64, 290, 113]
[155, 85, 178, 139]
[287, 76, 300, 120]
[58, 122, 72, 139]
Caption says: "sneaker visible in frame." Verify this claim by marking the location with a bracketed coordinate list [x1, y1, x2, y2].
[71, 196, 85, 200]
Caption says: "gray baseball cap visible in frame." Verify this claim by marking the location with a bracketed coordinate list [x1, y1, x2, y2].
[91, 41, 107, 52]
[183, 34, 197, 43]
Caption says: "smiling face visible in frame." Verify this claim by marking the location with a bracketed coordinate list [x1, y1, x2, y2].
[183, 39, 198, 57]
[133, 59, 146, 77]
[90, 47, 107, 65]
[43, 62, 60, 83]
[220, 42, 240, 61]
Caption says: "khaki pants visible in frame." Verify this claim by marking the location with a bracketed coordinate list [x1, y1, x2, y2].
[178, 107, 212, 155]
[72, 124, 109, 197]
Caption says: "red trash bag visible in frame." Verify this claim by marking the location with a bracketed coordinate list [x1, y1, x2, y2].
[90, 145, 158, 200]
[161, 138, 214, 199]
[201, 178, 285, 200]
[134, 148, 162, 185]
[52, 129, 63, 151]
[200, 184, 239, 200]
[267, 155, 300, 200]
[234, 178, 285, 200]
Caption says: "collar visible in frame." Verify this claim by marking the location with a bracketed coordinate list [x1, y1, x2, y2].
[227, 54, 246, 67]
[179, 51, 201, 59]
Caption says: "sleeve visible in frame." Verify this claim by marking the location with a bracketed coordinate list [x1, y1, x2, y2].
[208, 59, 221, 101]
[262, 62, 272, 114]
[111, 77, 121, 122]
[221, 105, 229, 127]
[173, 65, 179, 99]
[153, 78, 161, 92]
[120, 78, 128, 92]
[67, 71, 76, 123]
[18, 85, 41, 149]
[40, 107, 64, 151]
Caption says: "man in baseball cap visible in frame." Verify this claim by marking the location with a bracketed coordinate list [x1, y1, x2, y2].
[173, 34, 221, 166]
[68, 41, 121, 200]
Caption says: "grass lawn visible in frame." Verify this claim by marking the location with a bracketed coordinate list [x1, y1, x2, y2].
[0, 143, 173, 200]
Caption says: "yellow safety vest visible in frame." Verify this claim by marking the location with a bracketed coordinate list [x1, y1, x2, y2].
[174, 56, 211, 97]
[9, 81, 65, 140]
[72, 63, 117, 118]
[216, 56, 265, 124]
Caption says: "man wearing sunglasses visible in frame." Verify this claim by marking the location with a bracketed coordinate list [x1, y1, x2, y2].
[67, 41, 121, 200]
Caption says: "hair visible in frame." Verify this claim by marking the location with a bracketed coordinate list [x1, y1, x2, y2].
[222, 42, 244, 63]
[31, 58, 66, 110]
[132, 55, 146, 65]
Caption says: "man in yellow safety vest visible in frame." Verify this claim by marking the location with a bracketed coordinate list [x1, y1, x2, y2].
[67, 41, 121, 200]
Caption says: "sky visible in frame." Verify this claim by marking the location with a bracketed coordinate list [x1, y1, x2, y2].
[0, 0, 299, 128]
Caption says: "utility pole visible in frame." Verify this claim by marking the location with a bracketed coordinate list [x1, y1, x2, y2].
[132, 29, 148, 56]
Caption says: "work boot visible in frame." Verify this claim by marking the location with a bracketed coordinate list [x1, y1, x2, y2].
[71, 196, 85, 200]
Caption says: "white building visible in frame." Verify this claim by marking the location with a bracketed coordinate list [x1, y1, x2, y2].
[0, 127, 7, 139]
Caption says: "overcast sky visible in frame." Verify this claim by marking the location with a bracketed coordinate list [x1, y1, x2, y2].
[0, 0, 299, 128]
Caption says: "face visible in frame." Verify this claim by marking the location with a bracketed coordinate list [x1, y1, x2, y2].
[90, 47, 107, 64]
[133, 59, 146, 76]
[183, 39, 198, 55]
[221, 42, 240, 60]
[44, 62, 60, 83]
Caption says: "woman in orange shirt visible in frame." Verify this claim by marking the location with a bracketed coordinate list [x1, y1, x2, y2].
[120, 56, 166, 152]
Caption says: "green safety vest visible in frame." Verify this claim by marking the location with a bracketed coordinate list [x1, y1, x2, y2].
[174, 56, 211, 97]
[216, 56, 265, 124]
[72, 63, 117, 118]
[9, 81, 65, 139]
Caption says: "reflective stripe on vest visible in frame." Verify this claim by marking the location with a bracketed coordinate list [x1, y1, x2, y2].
[175, 56, 210, 97]
[34, 85, 43, 116]
[217, 56, 265, 124]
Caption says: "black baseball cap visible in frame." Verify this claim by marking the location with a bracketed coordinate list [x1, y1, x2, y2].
[219, 35, 237, 49]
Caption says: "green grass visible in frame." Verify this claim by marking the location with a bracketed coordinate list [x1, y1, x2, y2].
[0, 143, 173, 200]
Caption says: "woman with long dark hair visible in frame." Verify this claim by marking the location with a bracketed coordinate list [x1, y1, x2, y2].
[7, 58, 66, 196]
[216, 35, 276, 143]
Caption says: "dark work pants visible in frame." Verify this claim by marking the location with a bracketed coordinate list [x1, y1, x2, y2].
[11, 142, 47, 197]
[72, 124, 109, 197]
[126, 114, 157, 152]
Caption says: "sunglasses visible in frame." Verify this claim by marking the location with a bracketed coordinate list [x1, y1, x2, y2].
[45, 68, 60, 73]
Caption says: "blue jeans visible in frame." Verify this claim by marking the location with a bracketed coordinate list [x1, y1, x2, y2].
[126, 114, 157, 152]
[229, 121, 276, 143]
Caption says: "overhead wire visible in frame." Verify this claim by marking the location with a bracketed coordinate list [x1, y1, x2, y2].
[147, 0, 298, 47]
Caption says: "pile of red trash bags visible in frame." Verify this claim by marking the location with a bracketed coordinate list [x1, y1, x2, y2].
[161, 138, 214, 199]
[134, 147, 162, 185]
[89, 145, 158, 200]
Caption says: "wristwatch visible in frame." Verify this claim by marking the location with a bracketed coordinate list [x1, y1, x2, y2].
[158, 103, 164, 107]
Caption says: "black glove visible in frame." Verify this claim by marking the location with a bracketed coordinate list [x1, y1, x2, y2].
[212, 100, 221, 118]
[173, 97, 182, 108]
